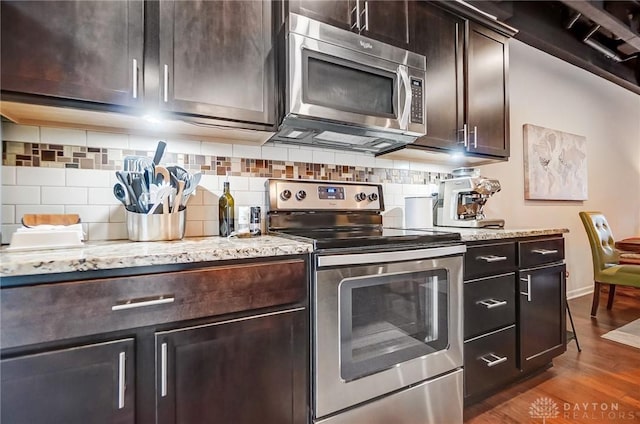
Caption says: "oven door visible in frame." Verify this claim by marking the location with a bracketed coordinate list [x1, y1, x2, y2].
[313, 245, 464, 418]
[288, 15, 425, 136]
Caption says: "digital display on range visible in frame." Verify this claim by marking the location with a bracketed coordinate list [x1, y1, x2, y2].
[318, 186, 345, 200]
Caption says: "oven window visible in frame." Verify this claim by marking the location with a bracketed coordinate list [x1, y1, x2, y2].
[339, 269, 449, 381]
[305, 54, 395, 117]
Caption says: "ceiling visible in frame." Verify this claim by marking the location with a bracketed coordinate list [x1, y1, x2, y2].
[467, 1, 640, 95]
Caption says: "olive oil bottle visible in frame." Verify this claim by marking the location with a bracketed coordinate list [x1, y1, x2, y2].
[219, 181, 235, 236]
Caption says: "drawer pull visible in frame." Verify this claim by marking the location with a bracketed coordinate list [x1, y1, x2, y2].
[477, 255, 508, 263]
[112, 295, 175, 311]
[476, 299, 507, 309]
[520, 275, 532, 302]
[531, 248, 558, 255]
[480, 353, 508, 367]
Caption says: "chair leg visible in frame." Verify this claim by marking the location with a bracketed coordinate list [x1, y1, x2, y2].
[607, 284, 616, 309]
[591, 281, 601, 317]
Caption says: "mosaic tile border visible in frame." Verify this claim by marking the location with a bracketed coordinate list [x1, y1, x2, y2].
[2, 141, 452, 184]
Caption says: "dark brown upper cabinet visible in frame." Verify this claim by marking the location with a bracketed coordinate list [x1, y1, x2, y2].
[410, 2, 511, 159]
[289, 0, 410, 48]
[159, 0, 277, 126]
[0, 0, 144, 107]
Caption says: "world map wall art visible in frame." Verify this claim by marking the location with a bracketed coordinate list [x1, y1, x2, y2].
[523, 124, 588, 201]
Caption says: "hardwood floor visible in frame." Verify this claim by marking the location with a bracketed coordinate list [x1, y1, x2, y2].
[464, 286, 640, 423]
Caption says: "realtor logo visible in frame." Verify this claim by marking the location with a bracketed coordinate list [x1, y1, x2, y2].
[529, 397, 560, 423]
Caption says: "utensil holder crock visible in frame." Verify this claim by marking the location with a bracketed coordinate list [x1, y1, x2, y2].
[126, 208, 186, 241]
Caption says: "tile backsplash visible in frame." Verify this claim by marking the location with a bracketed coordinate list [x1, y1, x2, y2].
[1, 122, 455, 243]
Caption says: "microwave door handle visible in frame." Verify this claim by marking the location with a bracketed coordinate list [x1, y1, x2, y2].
[398, 67, 411, 130]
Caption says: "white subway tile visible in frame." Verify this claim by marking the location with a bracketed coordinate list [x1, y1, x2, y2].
[249, 177, 268, 192]
[198, 175, 218, 191]
[65, 205, 111, 223]
[403, 184, 431, 196]
[201, 141, 233, 157]
[2, 224, 22, 244]
[66, 169, 111, 187]
[220, 176, 249, 191]
[41, 127, 87, 147]
[233, 191, 263, 206]
[356, 154, 376, 168]
[129, 134, 160, 151]
[382, 183, 403, 196]
[88, 187, 119, 205]
[2, 166, 17, 185]
[42, 187, 88, 205]
[203, 220, 217, 236]
[232, 144, 262, 159]
[109, 206, 126, 223]
[2, 205, 16, 224]
[87, 222, 127, 241]
[312, 150, 335, 165]
[16, 205, 65, 217]
[2, 123, 39, 142]
[185, 221, 203, 237]
[334, 153, 358, 166]
[17, 167, 66, 186]
[261, 145, 288, 161]
[375, 158, 394, 169]
[87, 131, 129, 149]
[393, 160, 411, 170]
[166, 138, 202, 155]
[2, 186, 40, 205]
[288, 148, 313, 162]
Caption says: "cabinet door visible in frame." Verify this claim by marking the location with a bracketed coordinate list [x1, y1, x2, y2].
[289, 0, 353, 30]
[159, 0, 277, 126]
[360, 1, 410, 48]
[1, 339, 135, 424]
[156, 309, 306, 424]
[519, 264, 566, 372]
[412, 2, 464, 150]
[0, 1, 143, 107]
[466, 22, 509, 157]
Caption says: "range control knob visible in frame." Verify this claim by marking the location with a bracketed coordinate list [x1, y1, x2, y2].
[296, 190, 307, 201]
[355, 192, 367, 202]
[368, 193, 379, 202]
[280, 189, 292, 201]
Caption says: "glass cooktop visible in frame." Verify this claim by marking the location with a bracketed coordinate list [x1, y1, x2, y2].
[272, 227, 461, 250]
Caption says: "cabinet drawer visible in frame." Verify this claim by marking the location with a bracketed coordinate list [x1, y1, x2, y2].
[464, 326, 518, 399]
[464, 274, 516, 339]
[1, 259, 307, 349]
[519, 237, 564, 268]
[464, 242, 517, 280]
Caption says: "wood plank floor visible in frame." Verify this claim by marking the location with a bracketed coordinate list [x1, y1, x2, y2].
[464, 286, 640, 423]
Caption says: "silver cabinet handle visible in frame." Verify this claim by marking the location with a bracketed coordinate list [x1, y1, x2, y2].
[458, 123, 468, 146]
[163, 64, 169, 103]
[161, 342, 168, 397]
[398, 66, 411, 130]
[132, 59, 138, 99]
[469, 125, 478, 148]
[532, 248, 558, 255]
[477, 255, 507, 263]
[363, 1, 369, 31]
[118, 351, 126, 409]
[520, 275, 532, 302]
[112, 295, 175, 311]
[352, 0, 361, 31]
[477, 299, 507, 309]
[480, 353, 507, 367]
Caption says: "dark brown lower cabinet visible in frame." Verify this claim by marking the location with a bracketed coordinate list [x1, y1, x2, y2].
[1, 339, 135, 424]
[519, 263, 567, 372]
[156, 308, 306, 424]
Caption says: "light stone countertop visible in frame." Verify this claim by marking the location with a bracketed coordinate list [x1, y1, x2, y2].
[432, 227, 569, 241]
[1, 235, 314, 279]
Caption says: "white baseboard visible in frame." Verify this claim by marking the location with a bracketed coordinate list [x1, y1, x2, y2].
[567, 286, 593, 300]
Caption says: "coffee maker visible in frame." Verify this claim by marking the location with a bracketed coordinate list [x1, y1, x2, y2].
[434, 168, 505, 228]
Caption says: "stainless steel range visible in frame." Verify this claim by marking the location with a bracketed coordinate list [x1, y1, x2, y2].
[267, 179, 465, 424]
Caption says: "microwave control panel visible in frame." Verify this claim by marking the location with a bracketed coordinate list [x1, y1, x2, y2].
[410, 78, 424, 124]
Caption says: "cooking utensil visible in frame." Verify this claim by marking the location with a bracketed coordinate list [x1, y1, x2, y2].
[147, 183, 173, 215]
[113, 182, 130, 207]
[153, 141, 167, 165]
[155, 166, 171, 185]
[116, 171, 138, 211]
[173, 181, 185, 214]
[181, 172, 201, 207]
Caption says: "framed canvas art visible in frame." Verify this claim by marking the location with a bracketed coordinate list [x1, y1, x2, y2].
[523, 124, 588, 200]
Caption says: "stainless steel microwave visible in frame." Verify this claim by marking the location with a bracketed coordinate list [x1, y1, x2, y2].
[269, 13, 427, 154]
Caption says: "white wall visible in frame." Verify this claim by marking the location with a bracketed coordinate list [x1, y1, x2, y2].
[479, 39, 640, 297]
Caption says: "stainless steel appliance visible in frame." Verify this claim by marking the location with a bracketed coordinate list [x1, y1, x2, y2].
[434, 168, 505, 228]
[267, 179, 465, 424]
[269, 13, 426, 154]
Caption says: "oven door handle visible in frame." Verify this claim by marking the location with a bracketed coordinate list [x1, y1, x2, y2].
[398, 65, 412, 130]
[317, 245, 466, 267]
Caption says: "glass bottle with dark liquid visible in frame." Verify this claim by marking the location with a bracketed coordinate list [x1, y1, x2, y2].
[219, 181, 235, 236]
